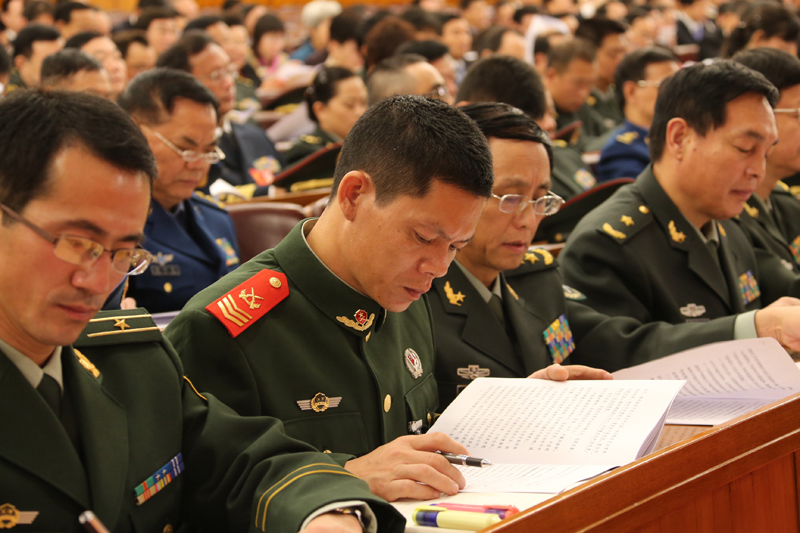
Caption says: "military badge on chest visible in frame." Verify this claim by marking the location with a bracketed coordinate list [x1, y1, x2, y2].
[150, 252, 180, 276]
[0, 504, 38, 528]
[405, 348, 423, 378]
[297, 392, 342, 412]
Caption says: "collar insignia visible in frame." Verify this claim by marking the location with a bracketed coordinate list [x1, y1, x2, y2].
[337, 310, 374, 332]
[444, 281, 465, 306]
[668, 220, 686, 243]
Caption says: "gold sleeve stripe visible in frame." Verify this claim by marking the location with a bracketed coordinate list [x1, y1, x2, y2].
[87, 326, 160, 338]
[89, 313, 151, 322]
[257, 470, 360, 531]
[183, 376, 207, 401]
[254, 462, 335, 523]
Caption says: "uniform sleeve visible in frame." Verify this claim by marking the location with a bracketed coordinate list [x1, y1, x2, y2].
[560, 230, 656, 323]
[752, 245, 800, 305]
[165, 339, 405, 533]
[567, 300, 736, 372]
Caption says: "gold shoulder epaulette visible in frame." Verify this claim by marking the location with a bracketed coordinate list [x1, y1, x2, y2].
[75, 310, 162, 347]
[616, 131, 639, 145]
[300, 134, 323, 145]
[194, 191, 227, 209]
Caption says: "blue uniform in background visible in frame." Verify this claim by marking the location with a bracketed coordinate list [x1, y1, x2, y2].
[127, 193, 240, 313]
[596, 121, 650, 183]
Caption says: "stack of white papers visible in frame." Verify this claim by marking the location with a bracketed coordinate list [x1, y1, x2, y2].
[614, 338, 800, 425]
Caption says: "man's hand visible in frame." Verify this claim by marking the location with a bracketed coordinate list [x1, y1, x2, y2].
[301, 513, 361, 533]
[528, 363, 613, 381]
[344, 433, 468, 502]
[755, 297, 800, 351]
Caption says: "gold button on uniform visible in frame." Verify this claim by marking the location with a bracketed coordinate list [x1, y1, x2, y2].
[163, 282, 173, 293]
[383, 394, 391, 412]
[269, 277, 281, 288]
[427, 413, 432, 424]
[323, 449, 332, 454]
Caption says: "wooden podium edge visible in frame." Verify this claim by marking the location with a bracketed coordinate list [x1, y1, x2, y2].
[485, 392, 800, 533]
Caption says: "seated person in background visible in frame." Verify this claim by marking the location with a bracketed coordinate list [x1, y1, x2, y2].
[325, 11, 365, 73]
[23, 0, 55, 26]
[596, 47, 679, 183]
[291, 0, 342, 64]
[457, 55, 594, 200]
[439, 13, 472, 84]
[721, 3, 799, 58]
[53, 2, 104, 41]
[40, 48, 112, 97]
[119, 68, 240, 313]
[135, 7, 181, 56]
[367, 53, 450, 106]
[284, 66, 367, 166]
[167, 96, 498, 503]
[0, 46, 10, 95]
[362, 16, 416, 75]
[251, 14, 290, 85]
[574, 17, 629, 129]
[0, 88, 401, 533]
[733, 48, 800, 274]
[675, 0, 723, 60]
[400, 6, 442, 42]
[395, 40, 457, 99]
[561, 60, 800, 330]
[64, 31, 128, 100]
[6, 24, 63, 92]
[544, 38, 610, 146]
[158, 31, 285, 197]
[472, 25, 526, 60]
[113, 29, 157, 82]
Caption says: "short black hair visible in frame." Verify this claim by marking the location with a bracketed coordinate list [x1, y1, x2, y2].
[649, 59, 779, 162]
[461, 101, 553, 172]
[12, 24, 61, 59]
[733, 47, 800, 93]
[574, 17, 627, 48]
[400, 6, 442, 35]
[0, 90, 156, 215]
[23, 0, 55, 22]
[439, 12, 464, 27]
[306, 66, 357, 123]
[460, 0, 482, 10]
[252, 13, 284, 54]
[155, 30, 214, 72]
[54, 1, 95, 24]
[473, 25, 521, 55]
[514, 5, 538, 23]
[614, 46, 678, 110]
[457, 55, 547, 120]
[41, 48, 103, 86]
[333, 95, 493, 204]
[722, 4, 800, 58]
[135, 7, 180, 31]
[183, 14, 224, 33]
[0, 45, 10, 77]
[1, 0, 15, 12]
[64, 31, 103, 50]
[113, 29, 149, 59]
[137, 0, 169, 10]
[329, 12, 360, 43]
[547, 37, 596, 73]
[396, 39, 449, 63]
[118, 67, 220, 125]
[221, 13, 245, 27]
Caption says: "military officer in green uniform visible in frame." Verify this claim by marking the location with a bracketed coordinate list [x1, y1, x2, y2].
[732, 49, 800, 274]
[166, 96, 501, 503]
[0, 90, 403, 533]
[551, 139, 597, 200]
[284, 127, 339, 167]
[431, 103, 800, 406]
[561, 61, 800, 333]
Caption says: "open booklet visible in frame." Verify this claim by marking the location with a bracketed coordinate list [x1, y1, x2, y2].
[613, 338, 800, 426]
[428, 378, 685, 493]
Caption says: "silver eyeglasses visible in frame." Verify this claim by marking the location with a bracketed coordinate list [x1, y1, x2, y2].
[0, 204, 153, 275]
[200, 64, 238, 83]
[144, 126, 226, 164]
[636, 79, 663, 88]
[491, 191, 564, 215]
[774, 108, 800, 119]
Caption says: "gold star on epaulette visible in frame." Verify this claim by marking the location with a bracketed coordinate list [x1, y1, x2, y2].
[616, 131, 639, 145]
[301, 134, 323, 145]
[620, 215, 634, 226]
[524, 252, 538, 263]
[113, 318, 130, 330]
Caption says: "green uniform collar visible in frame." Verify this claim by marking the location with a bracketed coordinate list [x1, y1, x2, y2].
[274, 220, 385, 338]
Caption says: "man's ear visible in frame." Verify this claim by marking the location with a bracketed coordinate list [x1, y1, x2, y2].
[664, 117, 691, 161]
[336, 170, 373, 222]
[622, 79, 638, 106]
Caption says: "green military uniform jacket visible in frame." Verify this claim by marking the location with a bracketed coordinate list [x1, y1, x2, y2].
[4, 69, 26, 94]
[560, 166, 800, 324]
[584, 87, 623, 131]
[430, 252, 738, 408]
[551, 140, 597, 201]
[734, 183, 800, 274]
[283, 126, 339, 167]
[166, 220, 439, 463]
[556, 103, 611, 149]
[0, 309, 402, 532]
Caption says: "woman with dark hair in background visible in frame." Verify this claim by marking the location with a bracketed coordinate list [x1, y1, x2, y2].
[722, 3, 799, 58]
[283, 66, 367, 165]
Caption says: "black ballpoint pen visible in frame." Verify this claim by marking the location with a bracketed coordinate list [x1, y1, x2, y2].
[437, 451, 494, 467]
